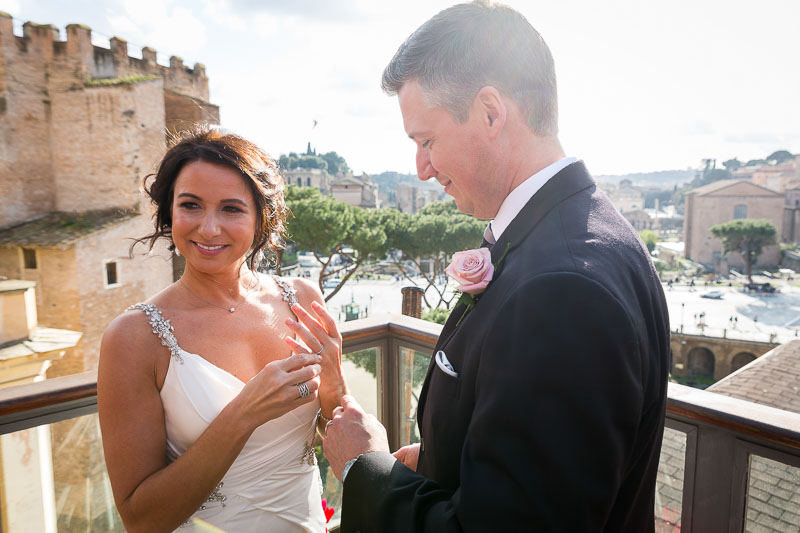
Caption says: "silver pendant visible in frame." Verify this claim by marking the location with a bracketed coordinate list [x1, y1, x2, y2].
[229, 308, 235, 313]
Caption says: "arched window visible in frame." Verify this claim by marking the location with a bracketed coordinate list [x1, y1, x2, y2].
[307, 177, 311, 187]
[687, 347, 715, 383]
[733, 205, 747, 219]
[730, 352, 756, 373]
[297, 177, 302, 187]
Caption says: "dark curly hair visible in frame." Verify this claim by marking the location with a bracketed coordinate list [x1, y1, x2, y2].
[133, 126, 287, 270]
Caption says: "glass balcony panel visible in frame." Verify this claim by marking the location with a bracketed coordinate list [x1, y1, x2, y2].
[0, 412, 124, 532]
[316, 346, 382, 528]
[398, 347, 431, 448]
[654, 427, 686, 532]
[745, 455, 800, 532]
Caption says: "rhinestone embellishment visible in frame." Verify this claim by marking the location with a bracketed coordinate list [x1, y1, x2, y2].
[127, 303, 184, 364]
[272, 275, 298, 307]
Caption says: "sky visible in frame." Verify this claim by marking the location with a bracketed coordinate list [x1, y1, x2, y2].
[2, 0, 799, 177]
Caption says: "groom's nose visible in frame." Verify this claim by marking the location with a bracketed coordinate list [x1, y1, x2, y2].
[416, 146, 436, 181]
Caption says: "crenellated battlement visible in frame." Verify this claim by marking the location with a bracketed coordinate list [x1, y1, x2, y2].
[0, 14, 209, 101]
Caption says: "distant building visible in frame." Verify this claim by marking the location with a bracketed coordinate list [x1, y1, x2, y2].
[283, 167, 330, 194]
[608, 179, 645, 213]
[683, 180, 783, 273]
[782, 181, 800, 243]
[735, 156, 799, 193]
[330, 173, 379, 209]
[396, 183, 441, 213]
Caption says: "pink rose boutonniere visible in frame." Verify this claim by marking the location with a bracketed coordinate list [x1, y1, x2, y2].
[446, 243, 512, 326]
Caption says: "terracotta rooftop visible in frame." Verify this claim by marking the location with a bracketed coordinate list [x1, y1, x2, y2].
[709, 340, 800, 414]
[707, 341, 800, 532]
[0, 209, 139, 248]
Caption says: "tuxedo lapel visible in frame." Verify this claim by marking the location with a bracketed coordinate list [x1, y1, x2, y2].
[417, 162, 595, 427]
[490, 161, 594, 267]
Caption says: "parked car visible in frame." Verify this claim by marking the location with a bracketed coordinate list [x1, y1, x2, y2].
[322, 278, 341, 289]
[745, 282, 777, 294]
[700, 290, 724, 299]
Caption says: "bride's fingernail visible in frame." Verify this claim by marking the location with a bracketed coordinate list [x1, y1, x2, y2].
[285, 318, 294, 326]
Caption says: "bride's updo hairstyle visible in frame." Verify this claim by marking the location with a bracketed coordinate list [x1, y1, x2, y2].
[135, 125, 286, 270]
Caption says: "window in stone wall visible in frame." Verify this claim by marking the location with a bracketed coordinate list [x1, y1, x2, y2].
[297, 178, 302, 187]
[306, 177, 311, 187]
[105, 261, 119, 288]
[22, 248, 37, 269]
[734, 205, 748, 219]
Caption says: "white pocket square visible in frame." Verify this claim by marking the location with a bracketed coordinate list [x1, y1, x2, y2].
[435, 350, 458, 378]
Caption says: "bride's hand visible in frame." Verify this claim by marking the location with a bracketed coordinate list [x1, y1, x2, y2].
[237, 352, 322, 431]
[284, 301, 348, 404]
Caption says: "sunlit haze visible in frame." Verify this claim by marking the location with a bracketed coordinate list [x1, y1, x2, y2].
[3, 0, 798, 177]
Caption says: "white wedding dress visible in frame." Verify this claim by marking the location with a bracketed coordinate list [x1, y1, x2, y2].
[128, 279, 326, 532]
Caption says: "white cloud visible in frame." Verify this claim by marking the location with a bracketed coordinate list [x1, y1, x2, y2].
[106, 0, 207, 60]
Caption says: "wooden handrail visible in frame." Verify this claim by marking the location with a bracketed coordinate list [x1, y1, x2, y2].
[1, 316, 799, 456]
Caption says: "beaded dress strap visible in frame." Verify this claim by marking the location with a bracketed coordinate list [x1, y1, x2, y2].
[126, 303, 184, 364]
[271, 275, 299, 307]
[271, 276, 318, 466]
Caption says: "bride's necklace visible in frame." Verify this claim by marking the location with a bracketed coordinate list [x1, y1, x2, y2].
[180, 274, 259, 313]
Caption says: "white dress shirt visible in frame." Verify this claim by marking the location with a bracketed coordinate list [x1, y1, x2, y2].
[487, 157, 578, 242]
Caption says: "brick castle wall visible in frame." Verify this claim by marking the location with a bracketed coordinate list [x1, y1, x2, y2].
[51, 79, 166, 212]
[0, 13, 218, 228]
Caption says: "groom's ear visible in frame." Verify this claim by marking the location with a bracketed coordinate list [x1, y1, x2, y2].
[474, 86, 506, 140]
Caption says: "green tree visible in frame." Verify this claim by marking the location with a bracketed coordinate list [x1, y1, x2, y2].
[278, 152, 328, 171]
[320, 151, 350, 175]
[422, 307, 450, 325]
[722, 158, 741, 171]
[766, 150, 794, 164]
[385, 200, 485, 309]
[638, 230, 658, 253]
[285, 186, 387, 300]
[710, 219, 777, 283]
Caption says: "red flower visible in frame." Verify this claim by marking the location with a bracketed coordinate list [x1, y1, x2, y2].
[322, 498, 335, 531]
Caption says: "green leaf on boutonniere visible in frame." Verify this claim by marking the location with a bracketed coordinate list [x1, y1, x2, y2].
[454, 242, 512, 327]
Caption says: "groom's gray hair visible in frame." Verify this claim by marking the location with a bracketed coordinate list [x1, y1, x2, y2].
[381, 0, 558, 137]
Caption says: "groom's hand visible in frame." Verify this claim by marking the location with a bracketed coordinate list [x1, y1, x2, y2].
[323, 394, 390, 481]
[392, 443, 420, 471]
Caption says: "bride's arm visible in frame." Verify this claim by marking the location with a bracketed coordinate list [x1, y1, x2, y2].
[98, 312, 322, 533]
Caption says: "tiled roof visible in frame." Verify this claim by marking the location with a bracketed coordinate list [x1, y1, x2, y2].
[687, 179, 780, 196]
[0, 209, 139, 248]
[708, 340, 800, 413]
[707, 341, 800, 533]
[0, 326, 82, 360]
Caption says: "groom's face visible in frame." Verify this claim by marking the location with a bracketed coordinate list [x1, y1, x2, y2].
[398, 79, 497, 219]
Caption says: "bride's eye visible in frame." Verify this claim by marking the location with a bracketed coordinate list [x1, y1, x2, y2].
[179, 201, 199, 210]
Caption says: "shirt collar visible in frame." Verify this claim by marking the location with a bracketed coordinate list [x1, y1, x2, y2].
[489, 157, 578, 241]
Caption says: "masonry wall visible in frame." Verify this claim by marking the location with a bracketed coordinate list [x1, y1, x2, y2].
[165, 88, 220, 133]
[70, 215, 172, 375]
[51, 79, 165, 213]
[685, 191, 783, 269]
[0, 18, 58, 228]
[0, 13, 214, 229]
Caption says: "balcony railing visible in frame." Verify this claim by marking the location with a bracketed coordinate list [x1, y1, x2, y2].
[1, 314, 799, 532]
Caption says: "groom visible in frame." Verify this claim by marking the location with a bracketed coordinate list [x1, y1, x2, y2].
[324, 2, 671, 531]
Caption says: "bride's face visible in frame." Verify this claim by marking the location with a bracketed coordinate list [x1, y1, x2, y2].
[171, 160, 257, 275]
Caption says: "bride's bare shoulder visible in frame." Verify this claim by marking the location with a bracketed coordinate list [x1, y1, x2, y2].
[101, 285, 181, 372]
[275, 275, 324, 307]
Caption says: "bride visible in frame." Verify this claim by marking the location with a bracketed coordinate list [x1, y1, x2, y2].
[98, 127, 347, 532]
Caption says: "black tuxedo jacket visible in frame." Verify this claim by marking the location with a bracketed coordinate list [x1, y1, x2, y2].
[341, 162, 670, 532]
